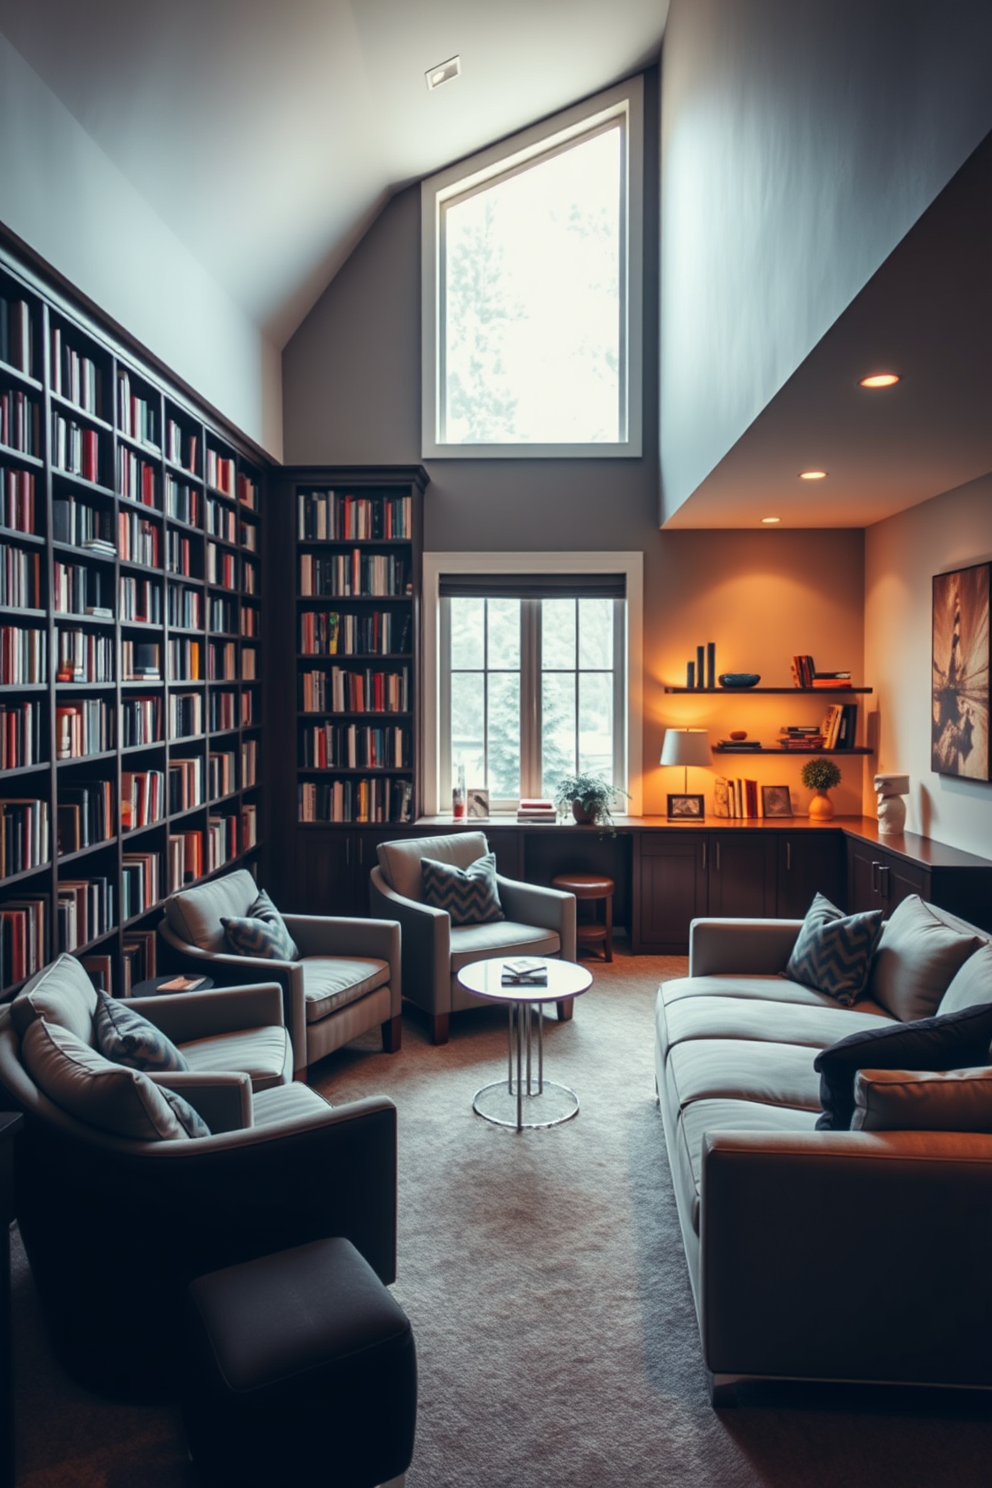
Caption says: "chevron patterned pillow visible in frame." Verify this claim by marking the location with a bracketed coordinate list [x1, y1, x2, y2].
[786, 891, 883, 1006]
[421, 852, 505, 925]
[95, 991, 190, 1073]
[222, 889, 300, 961]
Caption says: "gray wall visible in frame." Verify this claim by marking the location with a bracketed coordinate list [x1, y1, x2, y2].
[658, 0, 992, 521]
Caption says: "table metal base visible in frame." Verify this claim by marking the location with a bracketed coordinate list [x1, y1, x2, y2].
[472, 997, 579, 1131]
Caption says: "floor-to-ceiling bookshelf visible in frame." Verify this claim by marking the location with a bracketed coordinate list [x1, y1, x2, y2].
[0, 242, 265, 999]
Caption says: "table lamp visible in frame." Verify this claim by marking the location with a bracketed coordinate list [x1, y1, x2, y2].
[661, 728, 713, 818]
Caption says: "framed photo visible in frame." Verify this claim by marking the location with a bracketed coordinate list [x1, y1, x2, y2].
[761, 785, 793, 818]
[467, 787, 490, 819]
[932, 562, 990, 779]
[667, 793, 704, 820]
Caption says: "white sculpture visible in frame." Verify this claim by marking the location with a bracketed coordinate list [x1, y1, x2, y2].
[874, 773, 910, 835]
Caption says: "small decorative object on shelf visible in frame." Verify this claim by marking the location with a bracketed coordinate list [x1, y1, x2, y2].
[667, 793, 705, 820]
[718, 672, 761, 688]
[685, 642, 716, 690]
[800, 756, 842, 821]
[452, 762, 466, 819]
[761, 784, 793, 818]
[467, 788, 489, 819]
[875, 773, 910, 835]
[554, 773, 629, 833]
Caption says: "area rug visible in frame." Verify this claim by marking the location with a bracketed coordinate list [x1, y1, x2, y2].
[10, 950, 992, 1487]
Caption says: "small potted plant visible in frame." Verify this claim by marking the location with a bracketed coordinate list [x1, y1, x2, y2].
[800, 756, 842, 822]
[554, 773, 630, 834]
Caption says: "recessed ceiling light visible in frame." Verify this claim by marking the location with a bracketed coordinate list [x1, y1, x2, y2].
[859, 372, 900, 388]
[425, 55, 460, 90]
[761, 516, 780, 524]
[799, 470, 828, 480]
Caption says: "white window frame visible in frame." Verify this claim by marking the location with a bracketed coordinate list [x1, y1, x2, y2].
[423, 551, 643, 816]
[421, 77, 644, 460]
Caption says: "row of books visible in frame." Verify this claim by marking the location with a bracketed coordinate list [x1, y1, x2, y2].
[120, 575, 162, 623]
[209, 596, 237, 633]
[0, 894, 46, 988]
[169, 757, 203, 813]
[2, 389, 40, 458]
[52, 494, 113, 549]
[790, 654, 854, 689]
[57, 780, 113, 855]
[299, 723, 410, 770]
[51, 412, 99, 482]
[241, 605, 258, 637]
[121, 640, 161, 679]
[299, 552, 409, 599]
[168, 637, 203, 680]
[298, 777, 414, 824]
[121, 695, 162, 747]
[300, 609, 411, 657]
[209, 641, 236, 680]
[168, 582, 202, 628]
[1, 624, 46, 684]
[166, 419, 198, 475]
[56, 700, 113, 759]
[166, 531, 196, 577]
[297, 490, 412, 542]
[58, 875, 114, 952]
[117, 370, 157, 448]
[0, 700, 43, 770]
[0, 541, 41, 608]
[300, 666, 411, 715]
[206, 544, 237, 588]
[0, 465, 36, 532]
[713, 777, 761, 818]
[237, 473, 258, 511]
[121, 928, 157, 993]
[121, 850, 161, 919]
[123, 769, 165, 829]
[51, 328, 100, 415]
[1, 797, 49, 875]
[241, 647, 257, 680]
[208, 750, 236, 799]
[243, 803, 257, 848]
[206, 450, 236, 497]
[167, 814, 238, 890]
[0, 296, 33, 377]
[56, 627, 115, 683]
[242, 559, 258, 595]
[119, 448, 157, 506]
[206, 497, 236, 541]
[819, 703, 859, 750]
[53, 559, 113, 615]
[119, 510, 159, 566]
[165, 476, 200, 526]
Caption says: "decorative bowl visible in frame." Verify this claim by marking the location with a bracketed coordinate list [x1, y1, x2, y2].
[718, 672, 761, 689]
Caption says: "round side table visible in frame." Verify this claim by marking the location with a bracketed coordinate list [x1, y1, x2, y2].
[457, 957, 592, 1132]
[551, 873, 615, 961]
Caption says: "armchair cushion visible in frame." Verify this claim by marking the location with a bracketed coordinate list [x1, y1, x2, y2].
[180, 1025, 293, 1092]
[450, 921, 559, 973]
[10, 952, 98, 1042]
[21, 1017, 209, 1140]
[421, 852, 504, 925]
[222, 889, 300, 962]
[377, 831, 489, 902]
[302, 958, 391, 1024]
[94, 990, 189, 1073]
[165, 868, 259, 954]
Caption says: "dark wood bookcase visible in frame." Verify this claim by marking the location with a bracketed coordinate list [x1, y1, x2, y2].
[0, 242, 265, 999]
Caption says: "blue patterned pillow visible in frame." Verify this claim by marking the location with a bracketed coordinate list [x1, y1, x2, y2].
[421, 852, 504, 926]
[94, 991, 189, 1073]
[221, 889, 300, 961]
[785, 892, 883, 1006]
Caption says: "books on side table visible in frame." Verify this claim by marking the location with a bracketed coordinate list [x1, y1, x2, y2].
[501, 957, 548, 988]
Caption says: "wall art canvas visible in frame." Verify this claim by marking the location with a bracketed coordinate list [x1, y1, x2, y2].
[932, 562, 990, 779]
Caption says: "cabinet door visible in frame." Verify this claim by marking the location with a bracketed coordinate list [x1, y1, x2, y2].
[636, 833, 708, 953]
[846, 838, 929, 916]
[708, 833, 778, 918]
[297, 829, 364, 915]
[845, 838, 878, 913]
[876, 853, 928, 913]
[777, 832, 844, 918]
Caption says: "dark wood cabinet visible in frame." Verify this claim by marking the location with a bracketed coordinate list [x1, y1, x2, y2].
[776, 831, 844, 918]
[843, 832, 991, 925]
[635, 831, 708, 953]
[706, 832, 778, 918]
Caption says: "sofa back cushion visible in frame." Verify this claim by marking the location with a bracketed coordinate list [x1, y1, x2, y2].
[785, 892, 883, 1006]
[165, 868, 258, 953]
[870, 895, 982, 1022]
[852, 1065, 992, 1132]
[10, 953, 98, 1044]
[937, 942, 992, 1016]
[21, 1017, 206, 1140]
[377, 831, 489, 902]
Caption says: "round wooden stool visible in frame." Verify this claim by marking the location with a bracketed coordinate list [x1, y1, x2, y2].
[551, 873, 615, 962]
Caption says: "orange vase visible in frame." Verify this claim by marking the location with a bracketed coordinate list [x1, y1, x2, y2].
[807, 790, 834, 822]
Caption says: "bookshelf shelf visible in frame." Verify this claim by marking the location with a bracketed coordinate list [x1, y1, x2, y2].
[715, 746, 874, 756]
[664, 686, 873, 694]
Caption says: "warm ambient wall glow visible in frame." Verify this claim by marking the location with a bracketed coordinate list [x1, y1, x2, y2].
[859, 372, 901, 388]
[799, 470, 828, 480]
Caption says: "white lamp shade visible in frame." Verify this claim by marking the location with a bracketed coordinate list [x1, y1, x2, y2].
[660, 729, 712, 768]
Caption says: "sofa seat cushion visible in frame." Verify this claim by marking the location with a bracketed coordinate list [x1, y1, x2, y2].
[659, 994, 895, 1064]
[10, 953, 98, 1043]
[180, 1026, 293, 1092]
[667, 1038, 823, 1114]
[301, 957, 390, 1025]
[662, 972, 891, 1014]
[252, 1082, 333, 1127]
[449, 920, 559, 974]
[676, 1098, 818, 1234]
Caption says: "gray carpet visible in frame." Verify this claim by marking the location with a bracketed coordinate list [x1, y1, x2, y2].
[11, 950, 992, 1486]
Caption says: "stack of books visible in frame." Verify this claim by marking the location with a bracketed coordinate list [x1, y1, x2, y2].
[780, 725, 826, 749]
[791, 655, 854, 689]
[517, 797, 556, 823]
[501, 957, 548, 988]
[716, 738, 762, 751]
[811, 670, 852, 688]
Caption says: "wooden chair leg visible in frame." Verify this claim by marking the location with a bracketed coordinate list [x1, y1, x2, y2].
[604, 893, 613, 962]
[381, 1015, 402, 1053]
[431, 1013, 450, 1046]
[556, 997, 574, 1022]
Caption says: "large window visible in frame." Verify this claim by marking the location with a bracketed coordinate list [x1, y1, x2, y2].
[422, 78, 643, 459]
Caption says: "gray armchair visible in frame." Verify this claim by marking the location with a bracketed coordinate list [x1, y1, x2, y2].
[370, 830, 576, 1044]
[0, 954, 397, 1398]
[158, 869, 402, 1077]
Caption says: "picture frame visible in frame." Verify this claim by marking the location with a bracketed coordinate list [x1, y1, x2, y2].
[667, 793, 704, 820]
[467, 787, 490, 819]
[932, 562, 990, 780]
[761, 785, 793, 818]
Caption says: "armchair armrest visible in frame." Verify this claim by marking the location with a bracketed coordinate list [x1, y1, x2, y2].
[700, 1129, 992, 1385]
[370, 869, 451, 1015]
[496, 877, 577, 961]
[130, 983, 285, 1043]
[148, 1070, 253, 1134]
[688, 917, 802, 977]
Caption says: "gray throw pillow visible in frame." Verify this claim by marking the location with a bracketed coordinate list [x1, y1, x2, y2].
[94, 991, 189, 1073]
[936, 942, 992, 1016]
[852, 1065, 992, 1132]
[870, 895, 982, 1022]
[785, 892, 883, 1006]
[421, 852, 504, 926]
[222, 888, 300, 961]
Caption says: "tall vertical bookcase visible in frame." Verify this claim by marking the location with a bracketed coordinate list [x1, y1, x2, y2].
[266, 466, 426, 913]
[0, 241, 265, 999]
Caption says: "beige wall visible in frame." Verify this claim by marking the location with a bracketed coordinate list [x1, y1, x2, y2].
[865, 475, 992, 856]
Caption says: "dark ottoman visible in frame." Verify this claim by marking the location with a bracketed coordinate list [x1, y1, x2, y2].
[183, 1237, 416, 1487]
